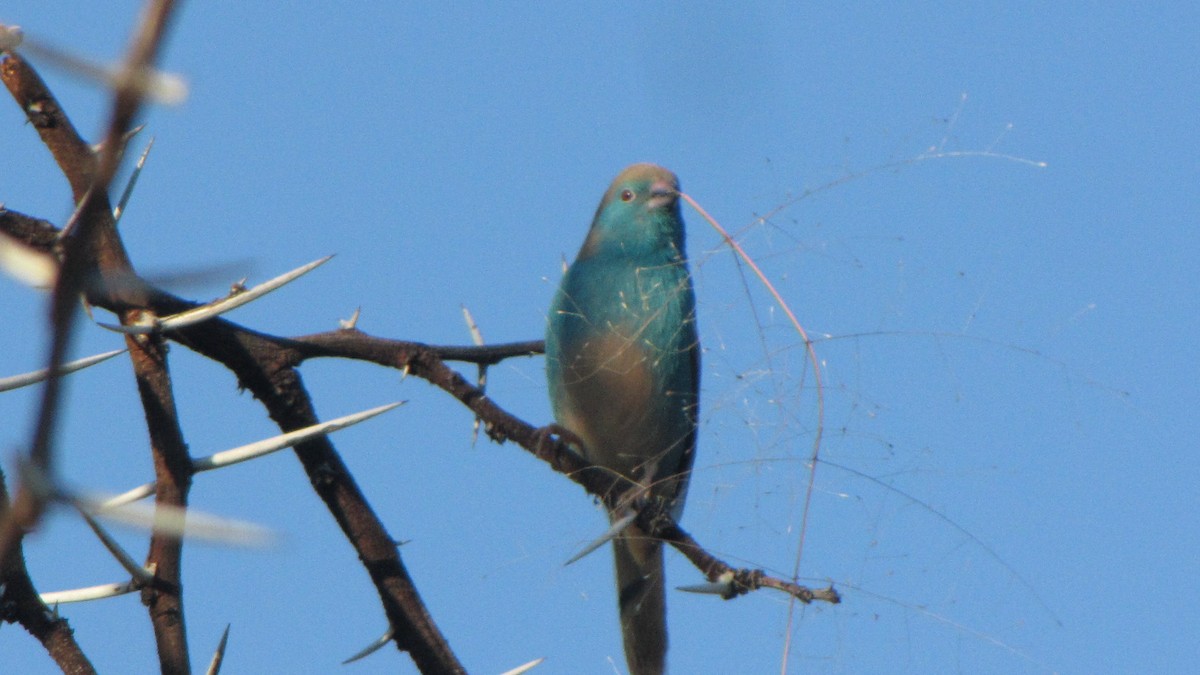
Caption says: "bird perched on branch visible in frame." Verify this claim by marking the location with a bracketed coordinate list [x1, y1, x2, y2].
[546, 163, 700, 674]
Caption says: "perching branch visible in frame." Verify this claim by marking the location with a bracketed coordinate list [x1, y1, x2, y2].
[289, 329, 840, 606]
[2, 8, 836, 673]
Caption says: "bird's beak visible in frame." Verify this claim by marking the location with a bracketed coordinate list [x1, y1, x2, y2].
[647, 178, 678, 209]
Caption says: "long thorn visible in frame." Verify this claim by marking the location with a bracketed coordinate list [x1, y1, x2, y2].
[342, 627, 393, 664]
[564, 511, 636, 566]
[113, 135, 155, 224]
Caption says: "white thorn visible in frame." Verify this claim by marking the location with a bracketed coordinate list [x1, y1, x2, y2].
[500, 657, 546, 675]
[39, 580, 139, 605]
[0, 349, 126, 392]
[342, 627, 393, 664]
[564, 511, 637, 566]
[97, 256, 334, 334]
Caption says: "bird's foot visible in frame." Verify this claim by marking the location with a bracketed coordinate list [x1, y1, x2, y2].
[532, 423, 586, 461]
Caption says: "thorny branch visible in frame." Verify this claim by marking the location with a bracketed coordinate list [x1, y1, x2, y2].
[3, 2, 193, 671]
[291, 330, 840, 606]
[0, 470, 96, 675]
[0, 6, 469, 672]
[128, 332, 193, 674]
[0, 7, 835, 674]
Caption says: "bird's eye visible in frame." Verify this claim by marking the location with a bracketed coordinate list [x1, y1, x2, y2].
[620, 189, 635, 202]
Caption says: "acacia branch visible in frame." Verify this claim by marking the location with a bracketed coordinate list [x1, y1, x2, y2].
[3, 10, 464, 671]
[128, 331, 193, 674]
[289, 329, 841, 606]
[3, 201, 836, 675]
[5, 5, 193, 669]
[1, 209, 466, 672]
[0, 0, 178, 571]
[0, 45, 95, 198]
[0, 471, 96, 675]
[2, 10, 836, 672]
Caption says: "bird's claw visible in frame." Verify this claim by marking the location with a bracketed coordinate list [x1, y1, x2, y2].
[532, 423, 586, 461]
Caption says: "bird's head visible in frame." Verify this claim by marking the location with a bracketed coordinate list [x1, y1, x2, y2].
[580, 163, 685, 260]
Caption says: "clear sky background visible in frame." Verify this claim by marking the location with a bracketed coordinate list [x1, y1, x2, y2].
[1, 3, 1195, 674]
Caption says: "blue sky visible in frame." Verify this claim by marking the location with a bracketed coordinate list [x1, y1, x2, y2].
[1, 3, 1195, 673]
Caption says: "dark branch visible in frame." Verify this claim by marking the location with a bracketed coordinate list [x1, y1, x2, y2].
[4, 9, 465, 670]
[0, 49, 95, 199]
[0, 0, 175, 590]
[287, 329, 840, 606]
[0, 470, 97, 675]
[3, 200, 837, 672]
[2, 8, 836, 666]
[427, 340, 543, 364]
[4, 5, 191, 669]
[129, 331, 193, 674]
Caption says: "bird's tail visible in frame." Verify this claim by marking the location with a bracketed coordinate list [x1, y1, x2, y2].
[612, 522, 667, 675]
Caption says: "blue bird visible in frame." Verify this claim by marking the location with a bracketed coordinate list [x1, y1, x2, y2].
[546, 164, 699, 674]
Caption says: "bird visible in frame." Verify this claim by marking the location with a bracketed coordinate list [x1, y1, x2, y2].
[545, 163, 699, 674]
